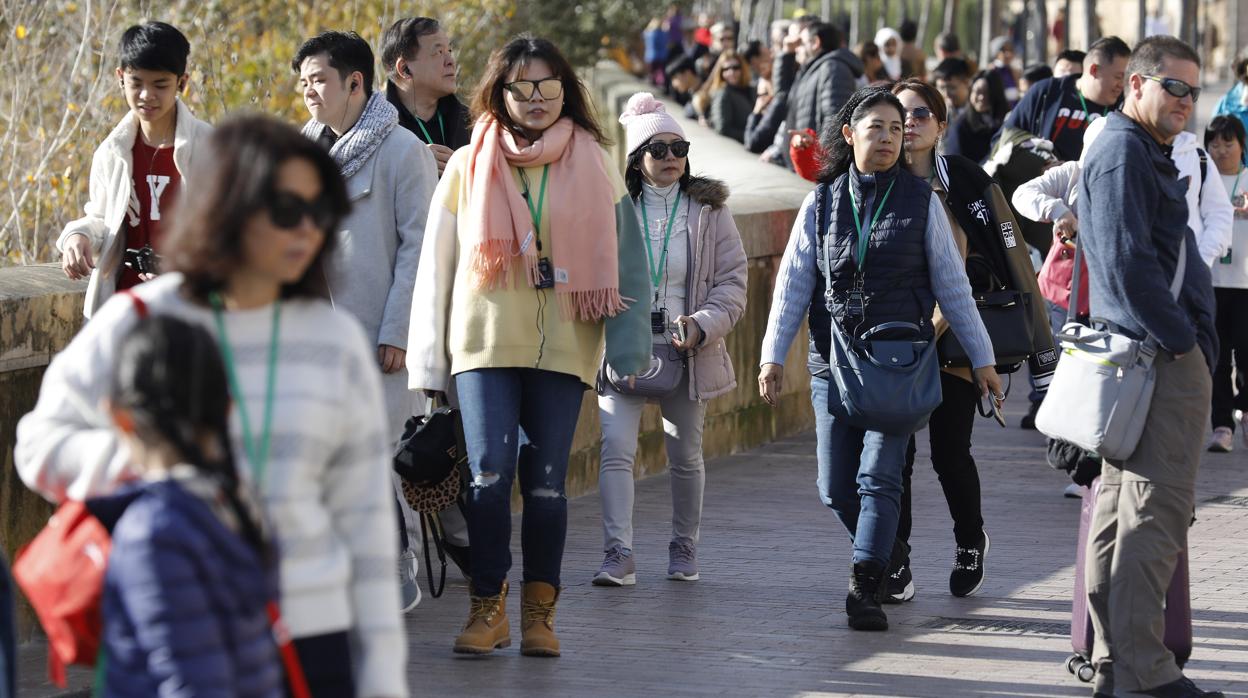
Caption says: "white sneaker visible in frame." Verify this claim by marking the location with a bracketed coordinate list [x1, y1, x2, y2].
[398, 550, 422, 613]
[1063, 483, 1084, 498]
[1208, 426, 1234, 453]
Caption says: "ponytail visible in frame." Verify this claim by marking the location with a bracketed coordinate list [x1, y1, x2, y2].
[816, 86, 907, 183]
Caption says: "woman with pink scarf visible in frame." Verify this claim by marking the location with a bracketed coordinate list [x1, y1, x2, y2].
[406, 35, 650, 658]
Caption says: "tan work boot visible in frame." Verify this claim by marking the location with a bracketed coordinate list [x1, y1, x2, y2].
[453, 582, 510, 654]
[520, 581, 561, 657]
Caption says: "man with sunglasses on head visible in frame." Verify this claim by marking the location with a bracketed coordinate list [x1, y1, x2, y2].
[1078, 35, 1222, 698]
[997, 36, 1131, 163]
[381, 17, 471, 177]
[293, 31, 439, 614]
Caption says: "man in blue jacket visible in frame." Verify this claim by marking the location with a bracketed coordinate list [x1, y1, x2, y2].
[998, 36, 1130, 162]
[1078, 35, 1222, 698]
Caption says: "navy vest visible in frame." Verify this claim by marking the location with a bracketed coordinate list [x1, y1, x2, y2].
[807, 166, 935, 374]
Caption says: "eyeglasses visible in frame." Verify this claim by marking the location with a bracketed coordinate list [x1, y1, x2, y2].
[641, 140, 691, 159]
[905, 106, 934, 122]
[1142, 74, 1201, 102]
[268, 191, 334, 230]
[721, 64, 743, 72]
[504, 77, 564, 101]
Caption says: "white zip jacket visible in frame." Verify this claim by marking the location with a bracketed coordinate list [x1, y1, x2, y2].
[55, 100, 212, 317]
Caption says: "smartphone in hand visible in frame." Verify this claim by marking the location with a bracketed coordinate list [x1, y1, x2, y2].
[989, 396, 1006, 428]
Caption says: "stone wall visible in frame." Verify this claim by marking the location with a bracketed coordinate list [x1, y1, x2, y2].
[0, 61, 815, 640]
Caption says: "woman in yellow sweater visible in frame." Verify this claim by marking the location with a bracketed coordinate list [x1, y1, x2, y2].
[407, 35, 650, 657]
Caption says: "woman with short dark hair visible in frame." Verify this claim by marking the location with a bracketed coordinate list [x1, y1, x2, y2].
[944, 70, 1009, 164]
[759, 87, 1000, 632]
[407, 34, 650, 657]
[15, 115, 408, 697]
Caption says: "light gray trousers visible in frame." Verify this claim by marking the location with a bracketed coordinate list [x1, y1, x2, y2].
[598, 373, 707, 551]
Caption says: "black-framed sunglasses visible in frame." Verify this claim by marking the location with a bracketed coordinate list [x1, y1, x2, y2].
[504, 77, 564, 101]
[905, 106, 934, 122]
[267, 191, 334, 231]
[642, 140, 691, 159]
[721, 64, 743, 73]
[1142, 74, 1201, 102]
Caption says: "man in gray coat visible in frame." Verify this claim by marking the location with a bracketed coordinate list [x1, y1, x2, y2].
[294, 31, 437, 612]
[783, 21, 862, 169]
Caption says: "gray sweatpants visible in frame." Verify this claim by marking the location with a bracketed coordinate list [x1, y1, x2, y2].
[598, 373, 707, 551]
[1086, 349, 1210, 692]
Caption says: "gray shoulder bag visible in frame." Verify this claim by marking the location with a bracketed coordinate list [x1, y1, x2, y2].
[1035, 236, 1186, 460]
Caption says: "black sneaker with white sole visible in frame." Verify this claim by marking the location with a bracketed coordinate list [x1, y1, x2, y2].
[882, 537, 914, 604]
[949, 531, 990, 598]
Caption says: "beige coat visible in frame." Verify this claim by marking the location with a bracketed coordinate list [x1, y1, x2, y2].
[680, 177, 749, 400]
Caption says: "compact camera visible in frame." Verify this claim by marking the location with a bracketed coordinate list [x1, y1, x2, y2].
[124, 245, 160, 276]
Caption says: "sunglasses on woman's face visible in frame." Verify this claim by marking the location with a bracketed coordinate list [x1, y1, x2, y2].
[721, 64, 743, 73]
[268, 191, 333, 231]
[642, 140, 691, 159]
[1141, 74, 1200, 102]
[905, 106, 934, 122]
[504, 77, 564, 101]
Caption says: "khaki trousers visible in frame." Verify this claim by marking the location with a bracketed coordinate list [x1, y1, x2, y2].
[1086, 349, 1210, 692]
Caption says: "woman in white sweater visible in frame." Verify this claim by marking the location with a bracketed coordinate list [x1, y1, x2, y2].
[14, 116, 407, 698]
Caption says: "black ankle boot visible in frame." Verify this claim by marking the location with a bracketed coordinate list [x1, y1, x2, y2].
[846, 560, 889, 631]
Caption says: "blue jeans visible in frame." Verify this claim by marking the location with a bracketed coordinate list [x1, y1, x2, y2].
[810, 375, 909, 567]
[455, 368, 585, 597]
[1029, 298, 1070, 403]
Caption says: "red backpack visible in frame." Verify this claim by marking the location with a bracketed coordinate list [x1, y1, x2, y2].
[12, 501, 110, 686]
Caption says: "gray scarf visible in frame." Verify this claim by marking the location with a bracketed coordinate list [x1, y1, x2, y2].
[301, 91, 399, 178]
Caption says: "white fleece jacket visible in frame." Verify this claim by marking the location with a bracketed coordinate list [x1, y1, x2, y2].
[55, 100, 213, 317]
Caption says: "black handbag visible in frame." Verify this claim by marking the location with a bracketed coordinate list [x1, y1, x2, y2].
[393, 399, 463, 487]
[937, 256, 1034, 371]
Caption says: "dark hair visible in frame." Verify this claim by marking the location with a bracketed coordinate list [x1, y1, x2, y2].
[111, 315, 268, 559]
[892, 79, 948, 124]
[119, 22, 190, 76]
[967, 70, 1009, 126]
[816, 87, 905, 183]
[932, 57, 972, 82]
[625, 139, 692, 200]
[380, 17, 442, 77]
[743, 39, 765, 62]
[858, 41, 880, 63]
[1234, 50, 1248, 84]
[1055, 49, 1087, 66]
[1127, 35, 1200, 79]
[666, 54, 697, 79]
[162, 115, 350, 302]
[1205, 115, 1247, 163]
[1023, 63, 1054, 84]
[471, 34, 608, 145]
[291, 31, 375, 96]
[936, 31, 961, 55]
[899, 19, 918, 43]
[806, 22, 842, 55]
[1089, 36, 1132, 66]
[794, 14, 822, 31]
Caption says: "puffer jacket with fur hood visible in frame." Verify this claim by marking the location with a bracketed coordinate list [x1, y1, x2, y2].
[673, 176, 749, 401]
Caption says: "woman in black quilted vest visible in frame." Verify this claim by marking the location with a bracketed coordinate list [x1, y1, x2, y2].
[886, 79, 1056, 605]
[759, 87, 1001, 631]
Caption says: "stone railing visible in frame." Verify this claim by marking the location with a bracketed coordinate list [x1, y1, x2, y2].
[0, 61, 815, 640]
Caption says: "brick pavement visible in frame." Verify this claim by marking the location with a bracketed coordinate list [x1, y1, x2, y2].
[16, 401, 1248, 697]
[401, 400, 1248, 698]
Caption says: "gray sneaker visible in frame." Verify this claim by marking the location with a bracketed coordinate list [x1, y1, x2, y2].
[593, 546, 636, 586]
[667, 540, 699, 581]
[398, 550, 422, 613]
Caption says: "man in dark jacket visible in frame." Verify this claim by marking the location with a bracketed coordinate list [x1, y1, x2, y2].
[997, 36, 1130, 162]
[784, 21, 863, 157]
[1078, 35, 1222, 698]
[381, 17, 472, 177]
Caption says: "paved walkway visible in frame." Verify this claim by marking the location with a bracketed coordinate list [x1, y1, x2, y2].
[403, 401, 1248, 697]
[17, 399, 1248, 696]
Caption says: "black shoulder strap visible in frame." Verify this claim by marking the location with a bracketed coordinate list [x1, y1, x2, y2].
[1198, 147, 1208, 206]
[815, 182, 830, 243]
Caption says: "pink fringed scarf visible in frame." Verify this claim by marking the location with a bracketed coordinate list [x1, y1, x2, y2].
[464, 116, 625, 322]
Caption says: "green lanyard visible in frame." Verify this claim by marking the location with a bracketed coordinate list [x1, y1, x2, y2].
[847, 179, 896, 268]
[1231, 166, 1244, 204]
[640, 190, 683, 299]
[209, 292, 281, 485]
[414, 111, 445, 145]
[521, 165, 550, 241]
[1077, 91, 1109, 118]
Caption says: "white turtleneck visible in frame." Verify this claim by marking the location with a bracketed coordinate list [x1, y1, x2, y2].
[635, 181, 691, 321]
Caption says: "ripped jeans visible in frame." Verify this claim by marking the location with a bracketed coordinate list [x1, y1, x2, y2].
[454, 368, 586, 597]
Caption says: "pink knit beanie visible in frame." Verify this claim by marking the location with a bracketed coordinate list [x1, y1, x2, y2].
[619, 92, 686, 156]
